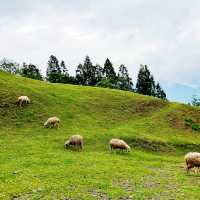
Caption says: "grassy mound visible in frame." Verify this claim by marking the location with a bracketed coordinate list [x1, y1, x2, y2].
[0, 71, 200, 200]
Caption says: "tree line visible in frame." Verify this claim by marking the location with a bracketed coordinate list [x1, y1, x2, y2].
[0, 55, 167, 100]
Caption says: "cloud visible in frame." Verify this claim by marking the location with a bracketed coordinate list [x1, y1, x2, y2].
[0, 0, 200, 90]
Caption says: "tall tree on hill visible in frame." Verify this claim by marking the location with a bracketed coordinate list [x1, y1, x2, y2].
[94, 64, 103, 83]
[76, 64, 84, 85]
[0, 58, 20, 74]
[75, 56, 97, 86]
[135, 64, 156, 96]
[59, 60, 70, 83]
[155, 82, 167, 100]
[117, 64, 133, 91]
[20, 62, 42, 80]
[103, 58, 116, 81]
[46, 55, 61, 83]
[60, 60, 68, 76]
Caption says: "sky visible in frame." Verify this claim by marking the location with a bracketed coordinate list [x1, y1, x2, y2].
[0, 0, 200, 103]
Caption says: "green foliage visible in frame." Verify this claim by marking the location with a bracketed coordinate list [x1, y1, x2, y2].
[184, 117, 194, 126]
[0, 58, 20, 74]
[136, 65, 167, 99]
[103, 58, 116, 81]
[191, 124, 200, 131]
[20, 63, 43, 80]
[76, 56, 103, 86]
[46, 55, 61, 83]
[96, 78, 118, 89]
[136, 64, 155, 96]
[155, 82, 167, 100]
[191, 95, 200, 107]
[117, 65, 133, 91]
[184, 117, 200, 131]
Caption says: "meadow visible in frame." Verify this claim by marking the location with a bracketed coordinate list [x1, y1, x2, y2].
[0, 71, 200, 200]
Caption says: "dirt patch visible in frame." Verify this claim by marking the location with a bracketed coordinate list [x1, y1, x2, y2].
[123, 137, 200, 154]
[89, 190, 110, 200]
[166, 106, 200, 130]
[115, 179, 134, 200]
[134, 100, 167, 115]
[125, 138, 171, 152]
[171, 143, 200, 153]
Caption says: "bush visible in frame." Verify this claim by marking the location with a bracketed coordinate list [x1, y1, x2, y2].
[192, 124, 200, 131]
[184, 117, 194, 126]
[96, 79, 119, 89]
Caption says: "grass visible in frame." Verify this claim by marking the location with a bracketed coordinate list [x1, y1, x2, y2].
[0, 71, 200, 199]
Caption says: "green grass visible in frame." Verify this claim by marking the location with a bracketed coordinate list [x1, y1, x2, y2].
[0, 71, 200, 200]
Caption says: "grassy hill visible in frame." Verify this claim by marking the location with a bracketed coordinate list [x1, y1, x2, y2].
[0, 71, 200, 200]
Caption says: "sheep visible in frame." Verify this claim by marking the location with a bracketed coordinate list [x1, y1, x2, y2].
[64, 135, 83, 150]
[109, 138, 131, 152]
[184, 152, 200, 173]
[16, 96, 30, 106]
[44, 116, 60, 128]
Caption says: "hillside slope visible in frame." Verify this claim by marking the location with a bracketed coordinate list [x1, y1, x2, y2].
[0, 71, 200, 200]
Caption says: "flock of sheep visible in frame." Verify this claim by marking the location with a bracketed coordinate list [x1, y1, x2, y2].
[17, 95, 200, 173]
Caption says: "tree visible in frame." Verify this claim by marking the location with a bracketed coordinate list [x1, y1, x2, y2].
[75, 56, 98, 86]
[0, 58, 20, 74]
[59, 60, 70, 83]
[135, 65, 156, 96]
[94, 64, 103, 84]
[60, 60, 69, 76]
[191, 95, 200, 106]
[20, 62, 42, 80]
[117, 64, 133, 91]
[103, 58, 116, 81]
[46, 55, 61, 83]
[155, 82, 167, 100]
[76, 64, 84, 85]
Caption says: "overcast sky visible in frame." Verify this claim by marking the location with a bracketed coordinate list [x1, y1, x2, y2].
[0, 0, 200, 102]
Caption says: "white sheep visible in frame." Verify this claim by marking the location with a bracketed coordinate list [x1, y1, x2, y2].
[44, 117, 60, 128]
[64, 135, 83, 150]
[109, 138, 131, 152]
[184, 152, 200, 172]
[17, 96, 30, 106]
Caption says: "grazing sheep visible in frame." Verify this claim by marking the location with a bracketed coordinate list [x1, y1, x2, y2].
[184, 152, 200, 172]
[17, 96, 30, 106]
[64, 135, 83, 150]
[109, 138, 131, 152]
[44, 117, 60, 128]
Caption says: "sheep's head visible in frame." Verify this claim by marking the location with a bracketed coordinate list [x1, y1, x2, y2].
[44, 121, 48, 128]
[126, 145, 131, 152]
[64, 140, 70, 148]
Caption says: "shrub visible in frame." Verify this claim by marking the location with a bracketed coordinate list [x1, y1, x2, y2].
[192, 124, 200, 131]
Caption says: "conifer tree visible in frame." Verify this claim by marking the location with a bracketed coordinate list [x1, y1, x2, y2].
[155, 83, 167, 100]
[46, 55, 61, 83]
[103, 58, 116, 81]
[135, 64, 156, 96]
[117, 64, 133, 91]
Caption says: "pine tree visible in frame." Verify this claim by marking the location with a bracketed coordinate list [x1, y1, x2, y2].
[117, 64, 133, 91]
[46, 55, 61, 83]
[59, 60, 70, 83]
[20, 62, 42, 80]
[76, 64, 84, 85]
[103, 58, 116, 81]
[94, 64, 103, 83]
[75, 56, 97, 85]
[135, 65, 156, 96]
[155, 83, 167, 100]
[60, 60, 69, 76]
